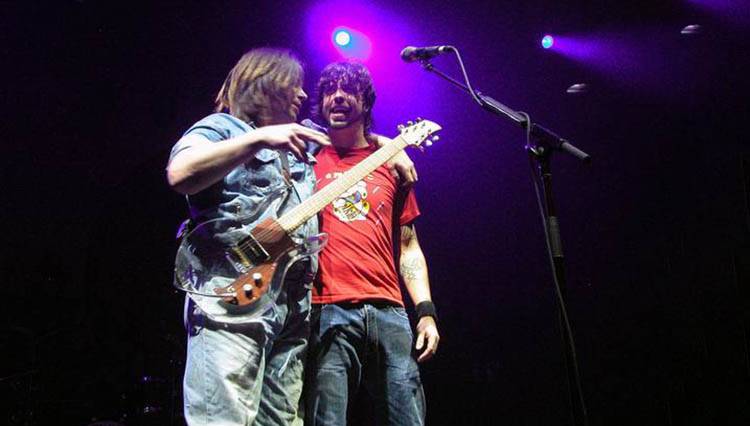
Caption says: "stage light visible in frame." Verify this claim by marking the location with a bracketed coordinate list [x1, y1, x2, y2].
[566, 83, 588, 94]
[334, 30, 351, 46]
[542, 35, 554, 49]
[329, 26, 371, 60]
[680, 24, 702, 35]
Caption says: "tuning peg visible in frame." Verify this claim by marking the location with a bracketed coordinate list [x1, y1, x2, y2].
[431, 135, 440, 142]
[416, 117, 423, 122]
[425, 140, 433, 147]
[407, 120, 414, 126]
[397, 124, 405, 131]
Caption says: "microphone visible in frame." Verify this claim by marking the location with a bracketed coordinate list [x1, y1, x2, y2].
[400, 45, 453, 62]
[301, 118, 328, 134]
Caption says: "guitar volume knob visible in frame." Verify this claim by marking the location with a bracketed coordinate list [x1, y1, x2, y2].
[242, 283, 253, 298]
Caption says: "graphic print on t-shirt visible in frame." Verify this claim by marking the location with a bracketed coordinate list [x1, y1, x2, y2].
[331, 178, 370, 222]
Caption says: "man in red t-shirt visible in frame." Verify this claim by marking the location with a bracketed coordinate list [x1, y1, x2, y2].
[304, 62, 440, 426]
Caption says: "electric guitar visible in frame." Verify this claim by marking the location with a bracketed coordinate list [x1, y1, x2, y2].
[173, 119, 441, 320]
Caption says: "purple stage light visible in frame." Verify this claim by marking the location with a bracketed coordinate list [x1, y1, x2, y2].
[546, 35, 607, 64]
[546, 31, 675, 93]
[334, 29, 351, 46]
[307, 1, 405, 64]
[330, 26, 371, 60]
[566, 83, 588, 94]
[542, 35, 554, 49]
[680, 24, 702, 35]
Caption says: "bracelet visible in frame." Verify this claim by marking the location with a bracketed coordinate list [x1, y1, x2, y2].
[415, 301, 438, 323]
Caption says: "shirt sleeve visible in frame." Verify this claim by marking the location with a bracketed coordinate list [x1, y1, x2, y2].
[398, 188, 421, 226]
[168, 114, 235, 164]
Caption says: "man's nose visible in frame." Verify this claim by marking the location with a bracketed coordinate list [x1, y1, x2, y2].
[298, 89, 308, 102]
[333, 88, 346, 103]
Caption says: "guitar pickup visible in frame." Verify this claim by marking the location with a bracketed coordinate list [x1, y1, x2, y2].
[233, 234, 271, 265]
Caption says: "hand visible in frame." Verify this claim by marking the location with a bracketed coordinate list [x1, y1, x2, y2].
[256, 123, 330, 162]
[415, 316, 439, 362]
[372, 134, 418, 186]
[387, 150, 418, 186]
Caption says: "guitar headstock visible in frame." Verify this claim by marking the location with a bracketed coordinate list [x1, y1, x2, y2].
[397, 118, 441, 150]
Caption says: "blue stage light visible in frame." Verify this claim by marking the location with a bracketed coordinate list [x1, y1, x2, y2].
[542, 35, 554, 49]
[334, 30, 351, 46]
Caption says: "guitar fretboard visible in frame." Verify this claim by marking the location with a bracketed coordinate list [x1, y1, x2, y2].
[277, 137, 408, 232]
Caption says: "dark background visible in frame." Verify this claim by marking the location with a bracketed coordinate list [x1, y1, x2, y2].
[3, 1, 750, 425]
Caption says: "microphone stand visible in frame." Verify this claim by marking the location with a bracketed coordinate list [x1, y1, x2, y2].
[419, 60, 590, 426]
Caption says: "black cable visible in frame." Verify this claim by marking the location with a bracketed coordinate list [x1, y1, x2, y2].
[448, 47, 485, 108]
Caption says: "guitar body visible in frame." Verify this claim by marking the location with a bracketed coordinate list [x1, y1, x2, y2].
[174, 215, 326, 321]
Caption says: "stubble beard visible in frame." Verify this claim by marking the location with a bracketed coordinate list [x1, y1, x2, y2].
[326, 110, 363, 130]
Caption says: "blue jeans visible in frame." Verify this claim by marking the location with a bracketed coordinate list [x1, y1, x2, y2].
[305, 303, 426, 426]
[183, 271, 311, 426]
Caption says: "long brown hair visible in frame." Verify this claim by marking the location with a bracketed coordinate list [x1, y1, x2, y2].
[215, 48, 303, 125]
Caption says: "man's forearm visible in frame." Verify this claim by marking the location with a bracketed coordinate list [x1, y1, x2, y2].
[167, 133, 262, 195]
[401, 251, 432, 304]
[399, 225, 432, 304]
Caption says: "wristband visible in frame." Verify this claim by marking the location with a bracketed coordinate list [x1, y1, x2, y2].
[415, 301, 438, 323]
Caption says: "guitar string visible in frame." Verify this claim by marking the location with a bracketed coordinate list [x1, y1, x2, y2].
[281, 141, 405, 229]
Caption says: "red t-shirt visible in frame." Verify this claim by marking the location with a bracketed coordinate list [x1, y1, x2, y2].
[312, 143, 420, 306]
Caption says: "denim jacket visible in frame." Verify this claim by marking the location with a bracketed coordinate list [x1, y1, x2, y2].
[169, 113, 319, 283]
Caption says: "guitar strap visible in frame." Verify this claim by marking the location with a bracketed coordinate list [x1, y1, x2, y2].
[276, 149, 301, 215]
[277, 149, 292, 186]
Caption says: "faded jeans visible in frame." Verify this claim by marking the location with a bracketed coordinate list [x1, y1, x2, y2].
[183, 273, 311, 425]
[305, 303, 426, 426]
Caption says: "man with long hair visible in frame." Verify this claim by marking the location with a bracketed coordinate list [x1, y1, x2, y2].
[305, 61, 440, 425]
[167, 47, 330, 425]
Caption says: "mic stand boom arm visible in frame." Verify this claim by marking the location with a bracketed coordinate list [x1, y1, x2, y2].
[420, 61, 590, 162]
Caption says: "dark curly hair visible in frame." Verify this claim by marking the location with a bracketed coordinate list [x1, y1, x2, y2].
[312, 61, 376, 133]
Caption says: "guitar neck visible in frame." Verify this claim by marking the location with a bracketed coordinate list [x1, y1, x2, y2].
[277, 137, 409, 232]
